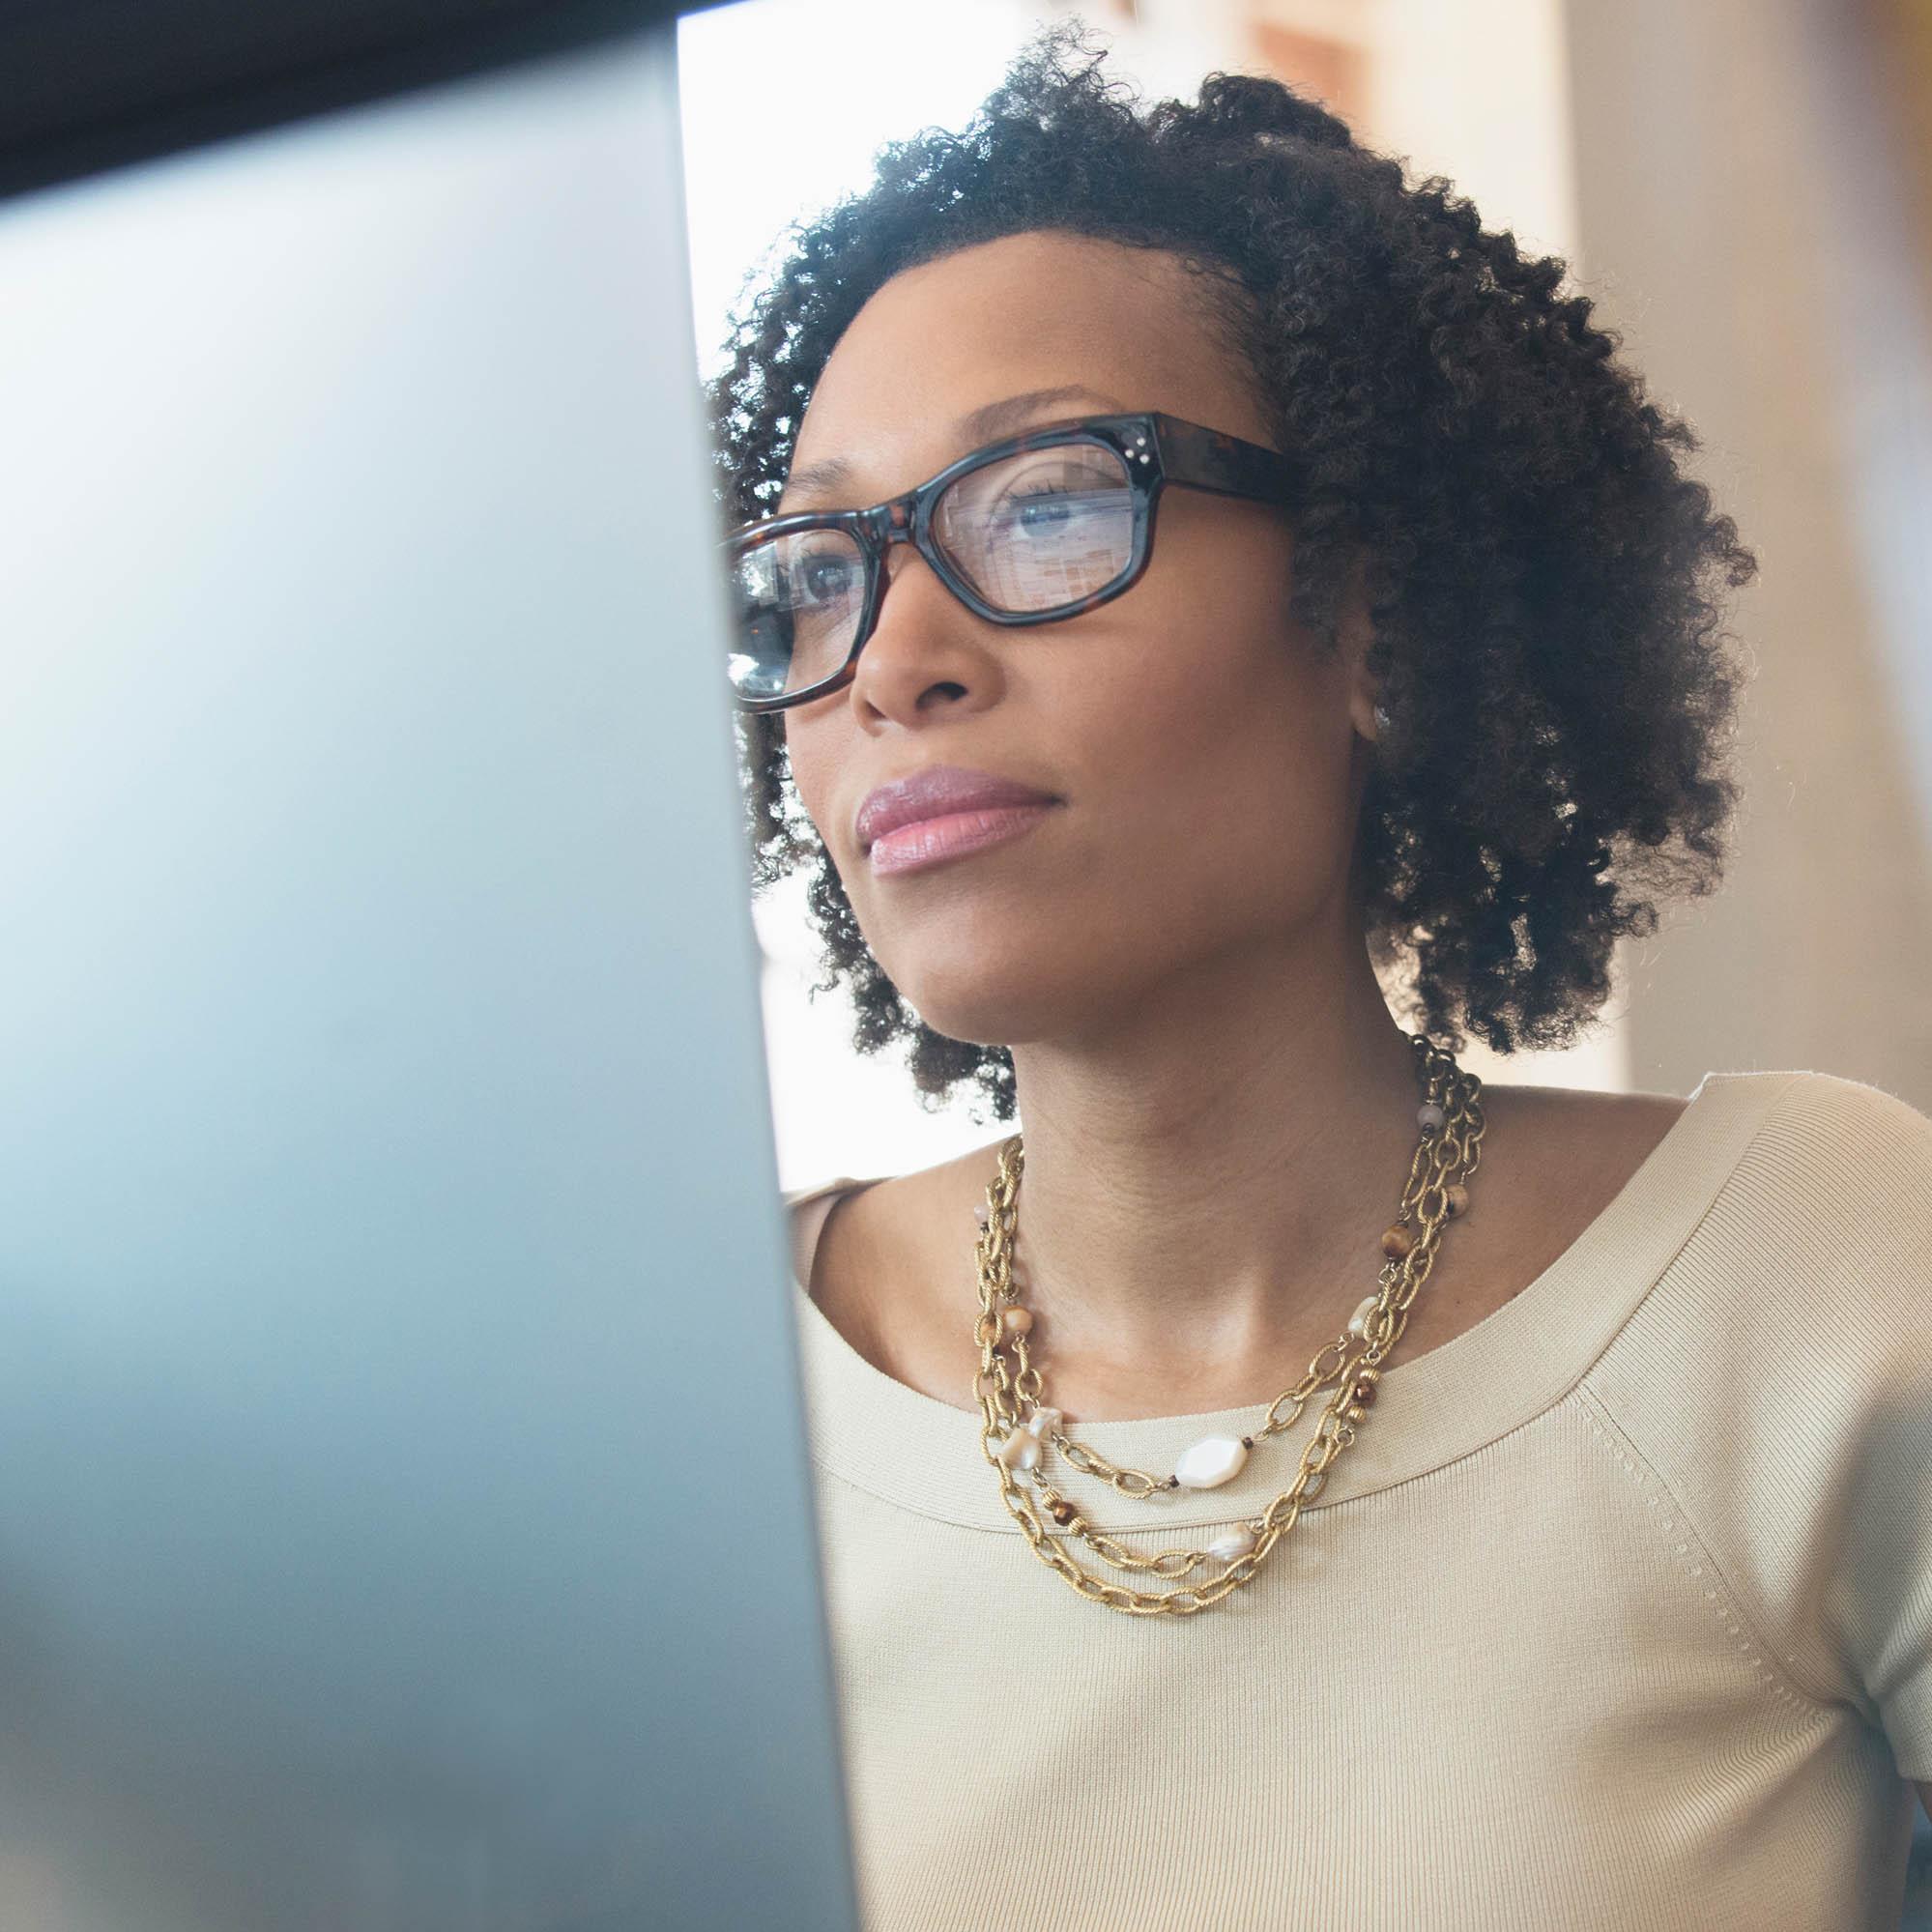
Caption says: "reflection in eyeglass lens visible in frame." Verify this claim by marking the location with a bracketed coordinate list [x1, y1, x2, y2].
[934, 445, 1135, 611]
[727, 441, 1137, 702]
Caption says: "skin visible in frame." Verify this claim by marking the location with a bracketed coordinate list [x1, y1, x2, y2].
[778, 226, 1679, 1414]
[778, 231, 1930, 1825]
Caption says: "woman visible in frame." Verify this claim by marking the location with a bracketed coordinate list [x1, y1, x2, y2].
[706, 23, 1932, 1930]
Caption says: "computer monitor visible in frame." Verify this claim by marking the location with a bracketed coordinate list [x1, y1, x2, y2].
[0, 11, 855, 1928]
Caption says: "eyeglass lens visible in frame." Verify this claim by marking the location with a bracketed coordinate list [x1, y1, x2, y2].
[727, 441, 1136, 703]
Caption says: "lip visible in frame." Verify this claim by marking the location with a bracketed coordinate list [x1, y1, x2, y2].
[868, 801, 1058, 876]
[854, 763, 1061, 855]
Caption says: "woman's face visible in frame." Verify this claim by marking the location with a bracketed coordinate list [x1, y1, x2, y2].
[779, 229, 1378, 1050]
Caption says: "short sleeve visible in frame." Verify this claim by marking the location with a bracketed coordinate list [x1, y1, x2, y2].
[1592, 1070, 1932, 1779]
[1813, 1080, 1932, 1773]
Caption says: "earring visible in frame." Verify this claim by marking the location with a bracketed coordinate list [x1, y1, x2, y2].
[1372, 702, 1392, 737]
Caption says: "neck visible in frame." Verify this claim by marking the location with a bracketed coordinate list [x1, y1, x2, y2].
[998, 913, 1428, 1422]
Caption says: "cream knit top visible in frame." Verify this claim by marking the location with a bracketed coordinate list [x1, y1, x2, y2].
[782, 1069, 1932, 1931]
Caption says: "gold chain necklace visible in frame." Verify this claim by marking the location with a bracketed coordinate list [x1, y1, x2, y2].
[972, 1030, 1485, 1616]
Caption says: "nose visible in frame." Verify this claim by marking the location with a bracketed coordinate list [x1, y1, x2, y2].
[844, 519, 985, 712]
[870, 517, 954, 621]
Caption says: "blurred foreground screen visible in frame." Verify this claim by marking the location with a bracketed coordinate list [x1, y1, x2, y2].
[0, 14, 854, 1931]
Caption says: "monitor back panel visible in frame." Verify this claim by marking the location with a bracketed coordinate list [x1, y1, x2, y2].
[0, 28, 854, 1932]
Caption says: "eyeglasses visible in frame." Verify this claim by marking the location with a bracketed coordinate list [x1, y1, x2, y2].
[718, 411, 1304, 712]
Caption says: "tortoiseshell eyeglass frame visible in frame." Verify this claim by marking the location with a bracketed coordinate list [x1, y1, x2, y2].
[719, 411, 1306, 713]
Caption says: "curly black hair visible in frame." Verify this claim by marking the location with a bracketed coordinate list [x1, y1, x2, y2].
[704, 17, 1756, 1126]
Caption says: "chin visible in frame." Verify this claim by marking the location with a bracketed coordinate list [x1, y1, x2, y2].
[890, 959, 1096, 1050]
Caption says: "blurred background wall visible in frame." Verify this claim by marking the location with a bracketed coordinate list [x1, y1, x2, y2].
[1563, 0, 1932, 1117]
[677, 0, 1932, 1197]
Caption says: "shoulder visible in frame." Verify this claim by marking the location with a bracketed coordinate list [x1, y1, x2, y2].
[781, 1171, 888, 1309]
[1580, 1068, 1932, 1743]
[1654, 1067, 1932, 1329]
[1715, 1066, 1932, 1260]
[1559, 1066, 1932, 1261]
[782, 1141, 1008, 1325]
[783, 1140, 1008, 1234]
[1736, 1063, 1932, 1166]
[1504, 1080, 1694, 1153]
[783, 1146, 1006, 1404]
[1471, 1081, 1692, 1233]
[781, 1133, 1008, 1207]
[1575, 1067, 1931, 1467]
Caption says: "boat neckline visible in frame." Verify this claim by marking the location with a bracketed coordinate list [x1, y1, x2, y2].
[783, 1069, 1800, 1531]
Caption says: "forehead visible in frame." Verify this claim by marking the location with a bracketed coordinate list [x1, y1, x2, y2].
[779, 230, 1260, 509]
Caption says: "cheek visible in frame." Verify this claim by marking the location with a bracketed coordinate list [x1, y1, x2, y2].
[1068, 583, 1353, 925]
[1100, 563, 1327, 822]
[779, 719, 836, 844]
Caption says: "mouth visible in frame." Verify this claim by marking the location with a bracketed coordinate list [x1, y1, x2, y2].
[866, 801, 1060, 877]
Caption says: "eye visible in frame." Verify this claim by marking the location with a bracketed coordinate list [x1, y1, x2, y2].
[992, 463, 1131, 540]
[787, 543, 861, 604]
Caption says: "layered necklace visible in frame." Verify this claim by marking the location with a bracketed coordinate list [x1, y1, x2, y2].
[972, 1029, 1485, 1617]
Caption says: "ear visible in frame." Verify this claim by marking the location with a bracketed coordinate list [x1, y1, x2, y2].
[1339, 544, 1384, 743]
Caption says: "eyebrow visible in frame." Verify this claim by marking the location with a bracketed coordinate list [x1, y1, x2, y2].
[776, 384, 1128, 513]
